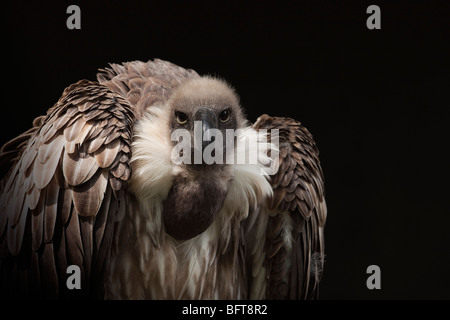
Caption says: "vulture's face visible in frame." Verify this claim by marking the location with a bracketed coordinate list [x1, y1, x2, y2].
[168, 78, 245, 166]
[161, 77, 247, 240]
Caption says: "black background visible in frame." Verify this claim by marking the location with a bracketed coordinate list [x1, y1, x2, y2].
[2, 0, 450, 299]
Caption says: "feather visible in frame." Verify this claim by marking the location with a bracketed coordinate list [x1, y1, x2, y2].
[33, 146, 62, 190]
[40, 121, 55, 142]
[86, 135, 108, 154]
[19, 140, 38, 177]
[44, 176, 59, 243]
[73, 121, 95, 145]
[78, 101, 92, 112]
[104, 130, 122, 145]
[107, 116, 119, 128]
[93, 203, 116, 278]
[93, 187, 111, 252]
[109, 176, 122, 191]
[269, 188, 285, 211]
[27, 185, 40, 211]
[65, 208, 84, 266]
[55, 226, 68, 295]
[64, 114, 84, 130]
[65, 106, 79, 118]
[58, 188, 73, 225]
[111, 162, 126, 178]
[3, 156, 21, 193]
[54, 162, 69, 189]
[281, 169, 294, 187]
[121, 144, 130, 153]
[284, 191, 296, 202]
[62, 152, 99, 186]
[80, 217, 94, 282]
[297, 199, 311, 219]
[31, 188, 46, 251]
[37, 135, 65, 164]
[98, 125, 116, 139]
[72, 171, 108, 217]
[7, 196, 28, 256]
[119, 153, 129, 163]
[51, 113, 71, 133]
[266, 238, 284, 259]
[9, 179, 26, 227]
[94, 140, 121, 168]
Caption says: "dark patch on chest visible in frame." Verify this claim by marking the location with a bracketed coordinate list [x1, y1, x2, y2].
[162, 176, 229, 240]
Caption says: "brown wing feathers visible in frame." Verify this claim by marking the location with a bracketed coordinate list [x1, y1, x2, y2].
[253, 114, 327, 299]
[0, 79, 134, 298]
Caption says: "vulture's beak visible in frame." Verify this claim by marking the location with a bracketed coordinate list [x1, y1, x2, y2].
[195, 108, 217, 153]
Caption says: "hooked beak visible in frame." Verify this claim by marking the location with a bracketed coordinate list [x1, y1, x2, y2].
[194, 108, 217, 152]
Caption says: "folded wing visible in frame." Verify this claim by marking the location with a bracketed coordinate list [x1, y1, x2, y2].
[0, 80, 134, 298]
[249, 114, 327, 299]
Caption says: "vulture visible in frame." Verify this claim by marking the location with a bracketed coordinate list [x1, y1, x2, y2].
[0, 59, 326, 299]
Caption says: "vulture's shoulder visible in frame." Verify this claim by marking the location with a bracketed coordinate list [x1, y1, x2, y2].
[250, 114, 327, 299]
[97, 59, 200, 118]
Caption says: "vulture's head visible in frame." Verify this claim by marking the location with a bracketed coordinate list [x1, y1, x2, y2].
[167, 76, 246, 166]
[130, 76, 270, 241]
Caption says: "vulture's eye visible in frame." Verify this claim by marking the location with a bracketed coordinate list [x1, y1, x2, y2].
[219, 109, 231, 122]
[175, 111, 188, 124]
